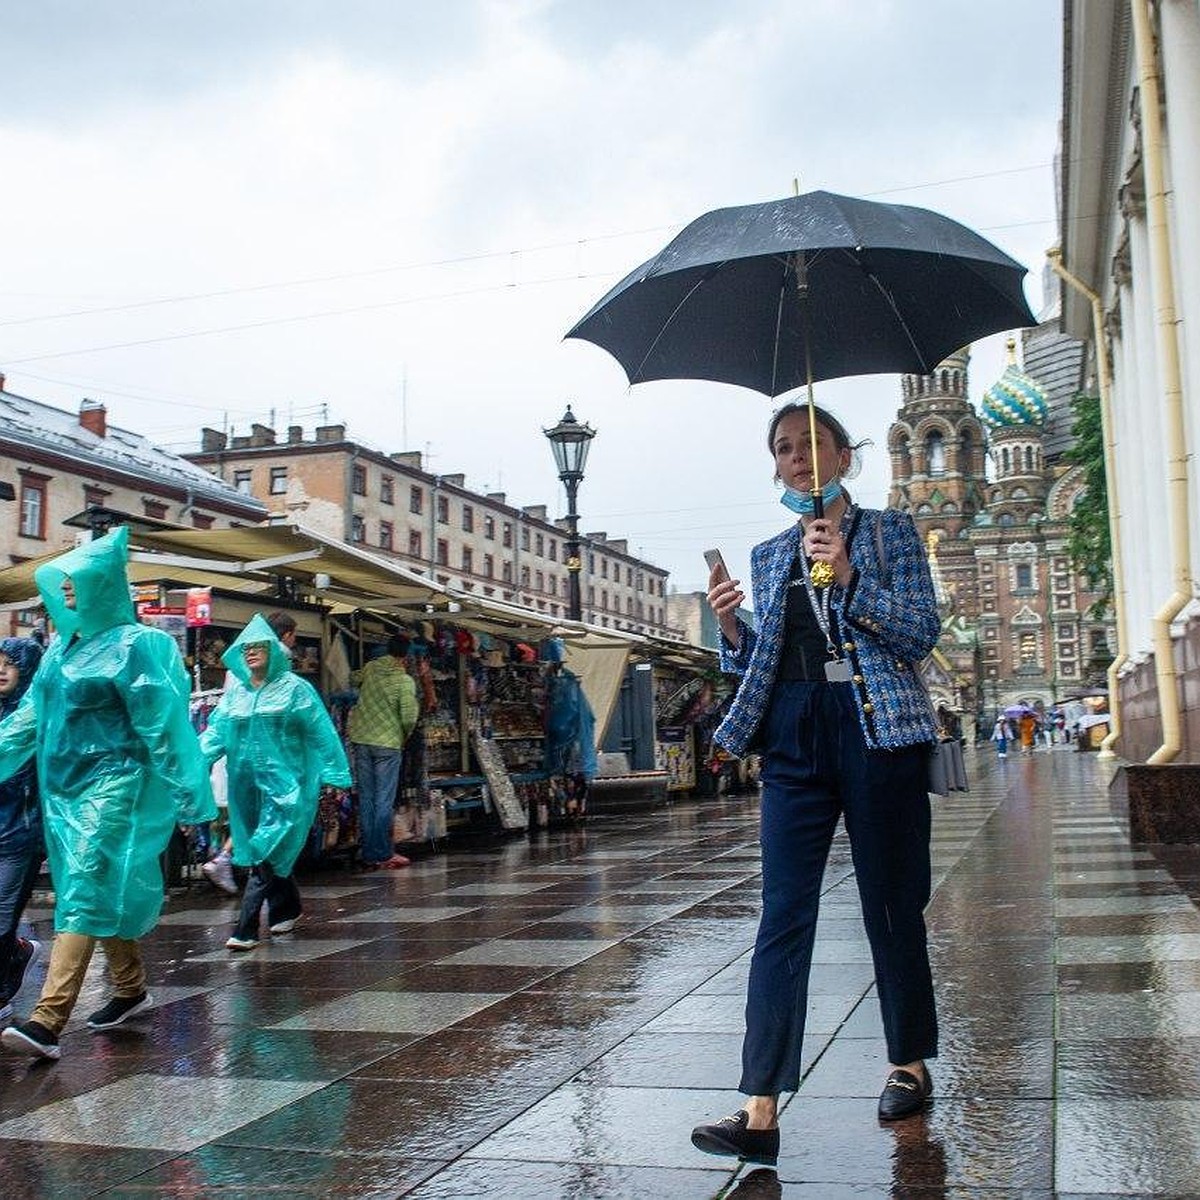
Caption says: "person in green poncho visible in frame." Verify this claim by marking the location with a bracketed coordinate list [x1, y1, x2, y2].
[0, 526, 215, 1061]
[200, 613, 351, 951]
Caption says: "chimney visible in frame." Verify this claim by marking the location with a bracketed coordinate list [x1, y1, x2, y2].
[315, 424, 346, 443]
[287, 425, 304, 444]
[249, 423, 276, 447]
[200, 427, 228, 452]
[80, 400, 107, 439]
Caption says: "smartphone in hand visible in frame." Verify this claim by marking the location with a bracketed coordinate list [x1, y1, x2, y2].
[703, 548, 729, 583]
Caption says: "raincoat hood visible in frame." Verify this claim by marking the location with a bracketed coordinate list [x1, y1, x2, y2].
[221, 613, 292, 686]
[0, 637, 44, 713]
[35, 525, 136, 640]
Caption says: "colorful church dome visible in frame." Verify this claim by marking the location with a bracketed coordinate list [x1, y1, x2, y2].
[981, 338, 1048, 429]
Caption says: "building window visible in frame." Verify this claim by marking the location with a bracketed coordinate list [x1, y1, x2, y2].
[601, 559, 608, 579]
[535, 534, 544, 556]
[232, 469, 252, 495]
[462, 547, 473, 573]
[549, 539, 557, 562]
[483, 554, 494, 579]
[521, 527, 531, 551]
[436, 496, 449, 524]
[410, 486, 423, 515]
[549, 575, 557, 596]
[1025, 446, 1034, 471]
[484, 514, 495, 539]
[436, 538, 449, 566]
[502, 522, 513, 548]
[1019, 633, 1038, 665]
[143, 499, 168, 520]
[83, 485, 109, 508]
[381, 476, 394, 505]
[1015, 563, 1033, 590]
[269, 467, 288, 495]
[191, 512, 214, 529]
[351, 515, 366, 543]
[18, 478, 46, 539]
[503, 561, 513, 583]
[462, 504, 474, 533]
[408, 529, 422, 558]
[521, 565, 531, 587]
[352, 464, 367, 496]
[379, 520, 394, 551]
[927, 431, 946, 475]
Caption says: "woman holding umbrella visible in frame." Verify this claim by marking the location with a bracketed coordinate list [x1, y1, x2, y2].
[691, 402, 941, 1164]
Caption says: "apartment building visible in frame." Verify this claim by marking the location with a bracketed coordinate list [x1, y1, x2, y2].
[0, 378, 266, 566]
[186, 423, 672, 636]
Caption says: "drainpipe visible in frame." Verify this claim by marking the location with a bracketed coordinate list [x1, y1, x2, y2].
[1132, 0, 1193, 764]
[1047, 249, 1128, 760]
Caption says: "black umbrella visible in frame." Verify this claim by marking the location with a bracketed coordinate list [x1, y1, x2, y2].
[566, 189, 1036, 396]
[566, 189, 1035, 581]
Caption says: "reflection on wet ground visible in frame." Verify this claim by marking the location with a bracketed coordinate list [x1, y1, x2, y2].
[1, 747, 1198, 1196]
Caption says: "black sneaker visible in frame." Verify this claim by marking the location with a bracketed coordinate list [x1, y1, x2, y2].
[6, 937, 41, 997]
[691, 1110, 779, 1165]
[1, 1019, 61, 1060]
[86, 992, 153, 1030]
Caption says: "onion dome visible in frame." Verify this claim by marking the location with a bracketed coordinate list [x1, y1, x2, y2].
[981, 338, 1047, 429]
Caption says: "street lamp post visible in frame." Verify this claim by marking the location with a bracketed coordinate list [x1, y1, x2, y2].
[544, 405, 596, 623]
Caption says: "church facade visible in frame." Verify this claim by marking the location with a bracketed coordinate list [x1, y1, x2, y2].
[887, 343, 1114, 734]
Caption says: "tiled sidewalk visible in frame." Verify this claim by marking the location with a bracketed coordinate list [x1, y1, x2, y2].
[1, 746, 1198, 1197]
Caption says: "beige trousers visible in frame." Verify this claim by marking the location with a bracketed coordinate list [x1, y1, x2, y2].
[31, 931, 145, 1034]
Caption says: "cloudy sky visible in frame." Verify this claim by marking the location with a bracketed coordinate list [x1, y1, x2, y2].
[0, 1, 1062, 594]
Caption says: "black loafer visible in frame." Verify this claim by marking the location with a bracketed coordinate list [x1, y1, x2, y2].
[691, 1110, 779, 1165]
[878, 1066, 933, 1120]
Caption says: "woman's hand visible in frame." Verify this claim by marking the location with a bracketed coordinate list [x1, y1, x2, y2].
[707, 563, 745, 647]
[803, 518, 853, 588]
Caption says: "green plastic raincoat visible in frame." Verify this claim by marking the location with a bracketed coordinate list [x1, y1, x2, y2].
[0, 526, 214, 939]
[200, 613, 350, 875]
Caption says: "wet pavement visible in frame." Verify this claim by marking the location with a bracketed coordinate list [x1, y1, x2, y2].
[2, 746, 1199, 1197]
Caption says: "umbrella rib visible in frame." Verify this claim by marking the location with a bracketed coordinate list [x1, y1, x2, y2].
[770, 261, 788, 397]
[628, 264, 728, 384]
[856, 257, 933, 374]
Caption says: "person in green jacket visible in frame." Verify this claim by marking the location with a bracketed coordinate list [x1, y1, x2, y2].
[201, 613, 351, 951]
[0, 526, 214, 1061]
[347, 633, 418, 870]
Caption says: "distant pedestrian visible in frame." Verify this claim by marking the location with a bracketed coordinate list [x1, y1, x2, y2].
[1019, 713, 1036, 753]
[991, 716, 1009, 759]
[201, 614, 351, 951]
[348, 633, 418, 870]
[0, 638, 45, 1026]
[0, 527, 213, 1061]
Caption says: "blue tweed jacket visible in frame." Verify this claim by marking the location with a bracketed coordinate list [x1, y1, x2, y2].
[713, 507, 940, 755]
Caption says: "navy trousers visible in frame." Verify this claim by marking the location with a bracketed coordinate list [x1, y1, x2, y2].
[740, 680, 938, 1096]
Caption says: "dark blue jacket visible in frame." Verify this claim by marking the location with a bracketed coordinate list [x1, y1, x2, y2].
[0, 637, 43, 850]
[714, 508, 940, 755]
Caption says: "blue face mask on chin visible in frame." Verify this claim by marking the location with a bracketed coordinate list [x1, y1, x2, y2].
[780, 478, 843, 516]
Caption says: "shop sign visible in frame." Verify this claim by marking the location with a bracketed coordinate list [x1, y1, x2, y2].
[186, 587, 213, 627]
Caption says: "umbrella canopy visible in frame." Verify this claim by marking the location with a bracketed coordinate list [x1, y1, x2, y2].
[566, 189, 1036, 396]
[1004, 704, 1035, 719]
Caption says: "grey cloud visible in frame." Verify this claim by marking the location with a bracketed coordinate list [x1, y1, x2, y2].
[0, 0, 484, 126]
